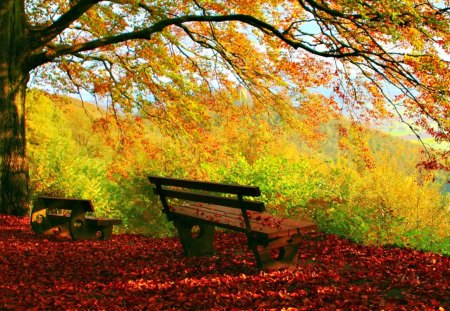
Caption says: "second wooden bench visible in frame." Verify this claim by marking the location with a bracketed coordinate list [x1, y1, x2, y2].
[30, 196, 122, 240]
[149, 176, 317, 270]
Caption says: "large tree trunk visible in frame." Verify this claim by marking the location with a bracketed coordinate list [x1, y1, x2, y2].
[0, 0, 30, 215]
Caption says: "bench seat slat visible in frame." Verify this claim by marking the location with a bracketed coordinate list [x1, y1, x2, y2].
[47, 213, 71, 225]
[155, 188, 265, 212]
[85, 217, 122, 226]
[186, 202, 312, 229]
[184, 203, 303, 231]
[36, 196, 94, 213]
[168, 203, 317, 239]
[182, 203, 313, 230]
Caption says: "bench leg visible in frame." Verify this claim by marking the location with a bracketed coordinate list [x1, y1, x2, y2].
[254, 244, 299, 270]
[69, 217, 92, 240]
[250, 235, 300, 270]
[52, 222, 72, 239]
[71, 220, 115, 241]
[69, 209, 102, 241]
[30, 208, 72, 238]
[31, 207, 54, 234]
[97, 225, 113, 240]
[173, 219, 215, 256]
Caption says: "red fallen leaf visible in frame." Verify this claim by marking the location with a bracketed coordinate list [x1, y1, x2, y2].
[430, 299, 440, 307]
[0, 215, 449, 310]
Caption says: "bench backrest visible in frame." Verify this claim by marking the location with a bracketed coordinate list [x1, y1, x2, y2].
[35, 196, 95, 213]
[148, 176, 266, 214]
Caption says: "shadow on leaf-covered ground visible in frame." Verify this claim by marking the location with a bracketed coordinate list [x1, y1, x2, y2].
[0, 215, 448, 310]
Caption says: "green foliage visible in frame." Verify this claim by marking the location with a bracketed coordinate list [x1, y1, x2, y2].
[395, 228, 450, 255]
[103, 173, 175, 237]
[218, 155, 325, 218]
[313, 202, 406, 245]
[313, 204, 372, 244]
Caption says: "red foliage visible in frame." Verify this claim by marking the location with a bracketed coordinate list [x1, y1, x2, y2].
[0, 215, 448, 310]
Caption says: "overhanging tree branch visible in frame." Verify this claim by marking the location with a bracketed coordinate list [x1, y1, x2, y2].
[27, 13, 361, 70]
[24, 1, 450, 150]
[29, 0, 102, 50]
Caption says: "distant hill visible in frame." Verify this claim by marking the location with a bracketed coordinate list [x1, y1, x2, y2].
[382, 122, 449, 151]
[48, 94, 427, 173]
[50, 94, 106, 118]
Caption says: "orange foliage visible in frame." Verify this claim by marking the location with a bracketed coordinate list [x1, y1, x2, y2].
[23, 0, 450, 172]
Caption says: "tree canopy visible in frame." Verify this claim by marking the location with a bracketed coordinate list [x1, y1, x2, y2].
[0, 0, 449, 214]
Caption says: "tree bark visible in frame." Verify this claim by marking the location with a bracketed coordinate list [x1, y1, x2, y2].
[0, 0, 29, 215]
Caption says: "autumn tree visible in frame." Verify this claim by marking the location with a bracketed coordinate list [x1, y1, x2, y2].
[1, 0, 449, 215]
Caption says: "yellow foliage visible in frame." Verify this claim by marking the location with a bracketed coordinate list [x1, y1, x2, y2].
[325, 153, 450, 242]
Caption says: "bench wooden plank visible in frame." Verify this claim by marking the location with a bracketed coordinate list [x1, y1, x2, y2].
[47, 213, 71, 225]
[175, 203, 302, 233]
[154, 188, 265, 212]
[85, 217, 122, 226]
[168, 203, 316, 239]
[184, 203, 310, 229]
[174, 202, 306, 229]
[149, 176, 261, 196]
[36, 196, 94, 213]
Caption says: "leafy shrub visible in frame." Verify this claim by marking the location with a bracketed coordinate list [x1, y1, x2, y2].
[309, 158, 450, 253]
[215, 155, 327, 218]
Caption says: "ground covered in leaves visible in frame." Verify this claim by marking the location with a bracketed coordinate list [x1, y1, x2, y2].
[0, 215, 448, 310]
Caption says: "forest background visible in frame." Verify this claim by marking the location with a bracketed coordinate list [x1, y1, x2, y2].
[26, 88, 450, 255]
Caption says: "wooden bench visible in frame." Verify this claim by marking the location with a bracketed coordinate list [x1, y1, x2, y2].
[30, 196, 122, 240]
[149, 176, 317, 270]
